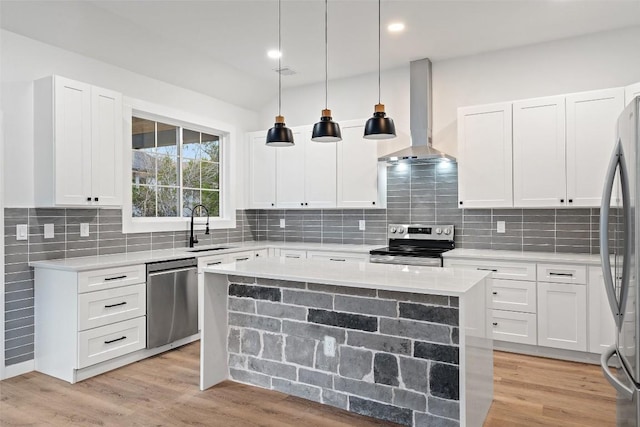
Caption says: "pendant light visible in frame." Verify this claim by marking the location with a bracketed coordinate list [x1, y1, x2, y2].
[311, 0, 341, 142]
[266, 0, 294, 147]
[364, 0, 396, 140]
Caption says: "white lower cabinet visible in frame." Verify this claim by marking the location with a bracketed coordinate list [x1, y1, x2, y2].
[588, 266, 616, 354]
[537, 282, 587, 352]
[78, 283, 146, 330]
[78, 317, 146, 369]
[489, 309, 537, 345]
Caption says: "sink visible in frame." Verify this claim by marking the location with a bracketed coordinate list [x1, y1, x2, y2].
[187, 247, 230, 253]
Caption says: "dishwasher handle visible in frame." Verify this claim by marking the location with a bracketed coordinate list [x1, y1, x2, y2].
[148, 266, 197, 277]
[147, 257, 197, 274]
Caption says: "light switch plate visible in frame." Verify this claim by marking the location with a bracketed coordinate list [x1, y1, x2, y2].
[16, 224, 28, 241]
[44, 223, 55, 239]
[497, 221, 506, 234]
[359, 220, 366, 231]
[80, 223, 90, 237]
[279, 218, 285, 229]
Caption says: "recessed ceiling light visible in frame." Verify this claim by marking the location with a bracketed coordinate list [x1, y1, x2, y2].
[388, 22, 405, 33]
[267, 49, 282, 59]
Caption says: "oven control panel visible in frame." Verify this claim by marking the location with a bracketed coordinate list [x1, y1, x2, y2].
[388, 224, 454, 241]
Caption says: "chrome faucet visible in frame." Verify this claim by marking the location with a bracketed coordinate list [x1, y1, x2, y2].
[189, 204, 210, 248]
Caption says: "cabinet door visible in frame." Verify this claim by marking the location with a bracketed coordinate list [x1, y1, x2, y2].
[305, 131, 337, 208]
[54, 76, 93, 205]
[588, 266, 616, 354]
[91, 86, 123, 206]
[337, 123, 380, 208]
[276, 130, 305, 208]
[537, 282, 587, 351]
[513, 96, 566, 207]
[249, 132, 277, 208]
[626, 82, 640, 105]
[566, 88, 624, 207]
[457, 103, 513, 208]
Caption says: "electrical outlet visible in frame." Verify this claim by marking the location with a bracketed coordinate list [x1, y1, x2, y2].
[80, 223, 90, 237]
[497, 221, 506, 234]
[44, 224, 55, 239]
[359, 220, 366, 231]
[16, 224, 28, 241]
[279, 218, 285, 228]
[323, 336, 336, 357]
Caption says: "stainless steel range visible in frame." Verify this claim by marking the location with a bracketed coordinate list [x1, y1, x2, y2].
[369, 224, 455, 267]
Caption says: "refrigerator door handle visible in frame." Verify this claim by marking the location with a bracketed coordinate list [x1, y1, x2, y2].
[601, 344, 634, 400]
[601, 141, 624, 328]
[617, 140, 633, 326]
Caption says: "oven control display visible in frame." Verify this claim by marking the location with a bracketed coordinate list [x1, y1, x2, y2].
[408, 227, 432, 234]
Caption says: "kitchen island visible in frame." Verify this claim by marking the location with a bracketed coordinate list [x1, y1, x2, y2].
[201, 258, 493, 427]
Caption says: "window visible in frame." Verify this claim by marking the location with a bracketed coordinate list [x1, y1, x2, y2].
[131, 116, 221, 219]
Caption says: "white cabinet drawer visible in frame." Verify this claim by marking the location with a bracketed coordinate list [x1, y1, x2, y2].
[489, 309, 537, 345]
[78, 264, 146, 293]
[490, 279, 537, 313]
[78, 283, 146, 331]
[444, 259, 536, 281]
[280, 249, 307, 259]
[307, 251, 369, 263]
[228, 251, 255, 262]
[198, 255, 227, 269]
[537, 263, 586, 285]
[77, 316, 146, 368]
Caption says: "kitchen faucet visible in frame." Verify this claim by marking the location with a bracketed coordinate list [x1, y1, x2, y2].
[189, 204, 210, 247]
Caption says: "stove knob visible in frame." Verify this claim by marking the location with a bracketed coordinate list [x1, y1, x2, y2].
[435, 228, 442, 235]
[390, 227, 397, 233]
[398, 226, 405, 234]
[443, 228, 451, 235]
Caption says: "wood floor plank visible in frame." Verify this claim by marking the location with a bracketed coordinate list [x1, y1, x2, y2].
[0, 344, 617, 426]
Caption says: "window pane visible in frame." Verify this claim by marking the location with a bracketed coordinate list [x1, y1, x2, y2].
[132, 117, 155, 150]
[132, 150, 156, 185]
[183, 189, 201, 216]
[202, 133, 220, 162]
[157, 122, 178, 156]
[157, 187, 178, 217]
[182, 129, 200, 159]
[202, 190, 220, 217]
[182, 159, 200, 188]
[157, 155, 178, 186]
[201, 161, 219, 190]
[132, 185, 157, 217]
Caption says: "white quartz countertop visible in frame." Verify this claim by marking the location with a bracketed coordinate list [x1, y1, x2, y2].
[204, 257, 489, 297]
[443, 248, 602, 265]
[29, 241, 380, 272]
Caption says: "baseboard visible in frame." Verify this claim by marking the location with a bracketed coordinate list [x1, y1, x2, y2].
[3, 359, 35, 380]
[494, 341, 601, 364]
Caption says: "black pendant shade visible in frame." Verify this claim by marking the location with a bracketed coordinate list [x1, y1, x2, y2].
[364, 104, 396, 140]
[266, 116, 294, 147]
[312, 109, 342, 142]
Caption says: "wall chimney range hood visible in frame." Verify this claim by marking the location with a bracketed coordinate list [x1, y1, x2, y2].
[379, 58, 455, 163]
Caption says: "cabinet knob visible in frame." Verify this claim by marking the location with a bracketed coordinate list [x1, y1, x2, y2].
[94, 197, 99, 202]
[568, 199, 573, 203]
[560, 199, 565, 203]
[300, 202, 304, 206]
[87, 197, 92, 202]
[492, 291, 497, 295]
[271, 203, 275, 207]
[305, 203, 308, 206]
[492, 322, 498, 326]
[372, 201, 376, 205]
[459, 201, 463, 205]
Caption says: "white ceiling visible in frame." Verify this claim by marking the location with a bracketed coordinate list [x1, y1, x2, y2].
[2, 0, 639, 110]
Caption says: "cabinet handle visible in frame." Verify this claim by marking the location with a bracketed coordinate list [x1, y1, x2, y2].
[549, 272, 573, 277]
[492, 322, 498, 326]
[94, 197, 99, 202]
[477, 268, 497, 272]
[104, 336, 127, 344]
[560, 199, 565, 203]
[87, 197, 92, 202]
[236, 257, 250, 261]
[207, 262, 222, 266]
[104, 275, 127, 281]
[330, 258, 346, 262]
[285, 255, 300, 259]
[104, 301, 127, 308]
[492, 291, 498, 295]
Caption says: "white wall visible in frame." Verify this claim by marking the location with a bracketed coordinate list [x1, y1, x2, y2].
[1, 30, 259, 208]
[259, 26, 640, 159]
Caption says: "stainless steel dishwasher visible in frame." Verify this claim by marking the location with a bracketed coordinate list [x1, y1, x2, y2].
[146, 258, 198, 349]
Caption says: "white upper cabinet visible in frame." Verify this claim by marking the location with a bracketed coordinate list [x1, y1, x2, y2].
[457, 103, 513, 208]
[34, 76, 123, 207]
[305, 131, 337, 208]
[249, 131, 277, 208]
[337, 122, 383, 208]
[626, 82, 640, 105]
[276, 129, 305, 208]
[513, 96, 566, 208]
[566, 88, 625, 207]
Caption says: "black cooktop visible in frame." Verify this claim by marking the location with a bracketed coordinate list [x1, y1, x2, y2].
[369, 246, 453, 258]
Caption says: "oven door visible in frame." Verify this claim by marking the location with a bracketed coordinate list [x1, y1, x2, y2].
[369, 254, 443, 267]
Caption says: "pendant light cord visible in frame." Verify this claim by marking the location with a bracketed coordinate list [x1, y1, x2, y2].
[324, 0, 328, 110]
[278, 0, 282, 116]
[377, 0, 381, 105]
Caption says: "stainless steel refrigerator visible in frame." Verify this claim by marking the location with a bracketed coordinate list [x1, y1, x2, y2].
[601, 95, 640, 426]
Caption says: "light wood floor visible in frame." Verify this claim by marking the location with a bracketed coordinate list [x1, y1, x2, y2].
[0, 343, 616, 426]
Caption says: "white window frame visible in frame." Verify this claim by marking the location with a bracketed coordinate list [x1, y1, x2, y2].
[122, 97, 236, 233]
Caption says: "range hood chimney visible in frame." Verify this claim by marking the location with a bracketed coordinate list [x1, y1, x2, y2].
[379, 58, 455, 163]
